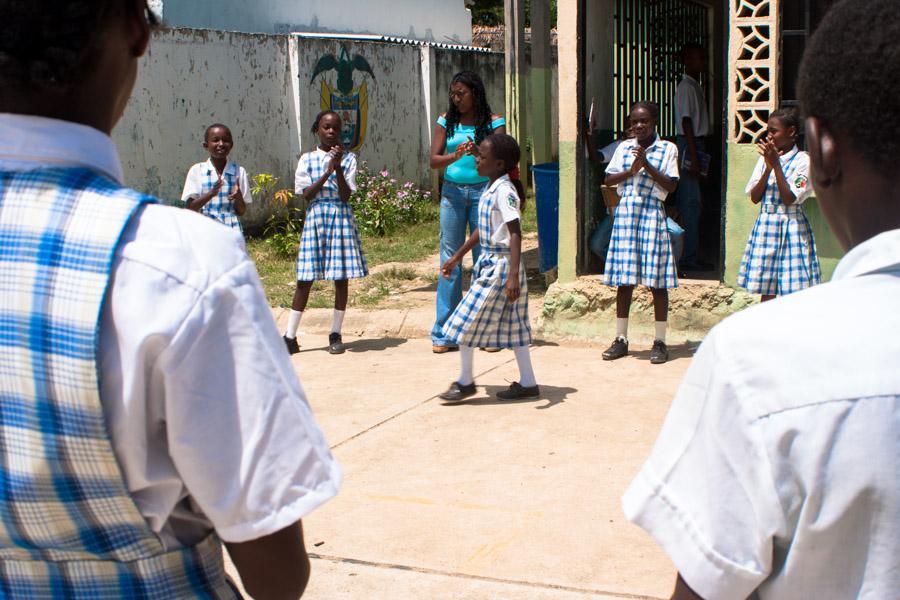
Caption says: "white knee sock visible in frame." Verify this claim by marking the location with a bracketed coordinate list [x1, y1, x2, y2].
[331, 309, 345, 334]
[655, 321, 667, 343]
[285, 310, 303, 339]
[513, 345, 537, 388]
[458, 345, 475, 386]
[616, 317, 628, 341]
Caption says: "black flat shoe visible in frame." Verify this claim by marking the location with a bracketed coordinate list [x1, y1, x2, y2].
[439, 381, 477, 401]
[602, 336, 628, 361]
[283, 335, 300, 355]
[328, 332, 345, 355]
[649, 340, 669, 364]
[496, 382, 540, 400]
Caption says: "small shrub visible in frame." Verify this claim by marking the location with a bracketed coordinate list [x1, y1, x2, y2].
[253, 173, 302, 258]
[350, 163, 434, 236]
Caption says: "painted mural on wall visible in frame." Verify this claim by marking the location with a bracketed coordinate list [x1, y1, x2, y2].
[310, 47, 376, 152]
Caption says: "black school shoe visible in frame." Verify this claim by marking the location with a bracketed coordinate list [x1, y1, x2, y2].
[602, 337, 629, 361]
[649, 340, 669, 364]
[496, 382, 540, 400]
[283, 335, 300, 355]
[328, 332, 345, 355]
[439, 381, 477, 401]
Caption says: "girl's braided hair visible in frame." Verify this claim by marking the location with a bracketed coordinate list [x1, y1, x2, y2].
[484, 133, 526, 211]
[444, 71, 495, 144]
[0, 0, 158, 89]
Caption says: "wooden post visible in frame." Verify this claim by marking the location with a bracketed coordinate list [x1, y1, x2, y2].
[531, 0, 553, 165]
[504, 0, 528, 193]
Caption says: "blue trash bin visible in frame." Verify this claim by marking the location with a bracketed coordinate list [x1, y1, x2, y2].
[530, 162, 559, 272]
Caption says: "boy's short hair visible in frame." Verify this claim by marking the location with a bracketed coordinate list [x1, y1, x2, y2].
[204, 123, 231, 141]
[0, 1, 158, 89]
[798, 0, 900, 175]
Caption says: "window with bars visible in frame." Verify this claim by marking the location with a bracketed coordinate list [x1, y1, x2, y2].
[779, 0, 837, 109]
[613, 0, 709, 138]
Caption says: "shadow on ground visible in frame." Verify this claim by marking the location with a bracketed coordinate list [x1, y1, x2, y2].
[346, 338, 408, 353]
[439, 385, 575, 410]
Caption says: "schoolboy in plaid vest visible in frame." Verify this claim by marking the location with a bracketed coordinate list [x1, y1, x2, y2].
[0, 1, 339, 598]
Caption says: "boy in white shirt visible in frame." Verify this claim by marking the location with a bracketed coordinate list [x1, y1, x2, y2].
[622, 1, 900, 597]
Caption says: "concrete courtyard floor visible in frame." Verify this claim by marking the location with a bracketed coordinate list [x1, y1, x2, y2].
[226, 325, 697, 599]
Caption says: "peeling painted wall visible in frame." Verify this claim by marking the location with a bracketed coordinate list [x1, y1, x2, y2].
[114, 28, 300, 231]
[157, 0, 473, 44]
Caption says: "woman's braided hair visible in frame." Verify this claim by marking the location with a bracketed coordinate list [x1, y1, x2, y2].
[444, 70, 495, 144]
[0, 0, 158, 89]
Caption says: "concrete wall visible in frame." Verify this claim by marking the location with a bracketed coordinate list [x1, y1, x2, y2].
[114, 28, 300, 231]
[156, 0, 473, 44]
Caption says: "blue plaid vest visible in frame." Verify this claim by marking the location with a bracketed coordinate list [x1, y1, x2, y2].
[0, 168, 234, 598]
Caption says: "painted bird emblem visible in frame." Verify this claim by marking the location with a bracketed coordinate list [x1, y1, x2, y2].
[310, 46, 376, 94]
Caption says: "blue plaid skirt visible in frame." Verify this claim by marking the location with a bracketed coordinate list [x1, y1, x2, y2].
[604, 194, 677, 289]
[296, 199, 368, 281]
[441, 250, 532, 348]
[737, 204, 821, 295]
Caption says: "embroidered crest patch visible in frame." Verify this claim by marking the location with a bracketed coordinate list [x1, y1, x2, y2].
[507, 193, 518, 208]
[794, 175, 808, 189]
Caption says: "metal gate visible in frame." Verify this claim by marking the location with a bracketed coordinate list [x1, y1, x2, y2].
[614, 0, 709, 137]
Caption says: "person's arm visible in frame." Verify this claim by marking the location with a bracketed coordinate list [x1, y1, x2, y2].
[505, 219, 523, 302]
[430, 120, 471, 169]
[330, 148, 352, 203]
[637, 146, 678, 193]
[746, 153, 769, 204]
[230, 172, 247, 216]
[184, 166, 223, 212]
[441, 229, 480, 278]
[671, 574, 706, 600]
[225, 522, 310, 600]
[682, 116, 701, 176]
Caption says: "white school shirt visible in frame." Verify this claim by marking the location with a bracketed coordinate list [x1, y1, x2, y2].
[744, 146, 814, 204]
[294, 147, 358, 197]
[622, 229, 900, 600]
[483, 174, 522, 247]
[181, 159, 253, 204]
[675, 74, 709, 137]
[605, 136, 680, 201]
[0, 113, 341, 549]
[598, 139, 624, 163]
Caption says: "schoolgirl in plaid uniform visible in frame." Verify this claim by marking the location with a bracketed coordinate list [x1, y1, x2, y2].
[738, 109, 821, 300]
[283, 110, 368, 355]
[182, 123, 252, 231]
[602, 102, 680, 364]
[439, 134, 539, 401]
[0, 3, 339, 595]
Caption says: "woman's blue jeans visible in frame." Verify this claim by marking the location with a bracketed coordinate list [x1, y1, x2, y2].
[432, 180, 486, 345]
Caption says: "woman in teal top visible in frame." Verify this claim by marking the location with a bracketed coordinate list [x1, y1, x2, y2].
[429, 70, 506, 353]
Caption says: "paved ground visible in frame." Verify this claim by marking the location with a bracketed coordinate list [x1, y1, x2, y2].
[225, 318, 698, 599]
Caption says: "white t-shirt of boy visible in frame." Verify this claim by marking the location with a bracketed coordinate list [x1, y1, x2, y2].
[483, 174, 522, 248]
[181, 159, 252, 204]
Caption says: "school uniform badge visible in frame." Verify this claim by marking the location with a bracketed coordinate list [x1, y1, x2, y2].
[507, 193, 518, 208]
[794, 174, 809, 189]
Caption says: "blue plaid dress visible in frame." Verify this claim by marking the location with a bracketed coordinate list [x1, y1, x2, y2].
[0, 168, 234, 597]
[184, 160, 246, 231]
[441, 179, 532, 348]
[738, 148, 821, 295]
[295, 150, 368, 281]
[604, 137, 680, 289]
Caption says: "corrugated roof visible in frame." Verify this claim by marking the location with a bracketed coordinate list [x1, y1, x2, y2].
[292, 32, 495, 53]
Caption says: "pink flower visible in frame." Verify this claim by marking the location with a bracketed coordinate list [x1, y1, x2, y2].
[380, 170, 389, 177]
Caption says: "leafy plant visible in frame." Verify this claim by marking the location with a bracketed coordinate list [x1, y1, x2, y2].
[350, 163, 435, 236]
[252, 173, 302, 258]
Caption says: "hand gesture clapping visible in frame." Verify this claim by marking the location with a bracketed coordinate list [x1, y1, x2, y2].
[630, 145, 647, 174]
[757, 138, 781, 170]
[327, 145, 344, 172]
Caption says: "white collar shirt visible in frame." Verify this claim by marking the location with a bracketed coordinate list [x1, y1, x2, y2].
[0, 113, 340, 549]
[674, 74, 709, 137]
[622, 229, 900, 599]
[482, 174, 522, 247]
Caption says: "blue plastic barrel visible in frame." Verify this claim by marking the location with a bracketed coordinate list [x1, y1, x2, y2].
[530, 162, 559, 272]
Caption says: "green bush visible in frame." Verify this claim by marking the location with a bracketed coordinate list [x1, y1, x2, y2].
[350, 163, 435, 236]
[252, 173, 302, 258]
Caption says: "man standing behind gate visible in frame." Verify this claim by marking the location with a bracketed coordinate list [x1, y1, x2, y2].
[674, 43, 710, 273]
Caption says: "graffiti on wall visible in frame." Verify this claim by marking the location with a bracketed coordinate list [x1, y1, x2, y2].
[310, 47, 376, 151]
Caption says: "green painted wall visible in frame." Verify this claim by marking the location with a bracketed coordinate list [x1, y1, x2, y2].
[558, 139, 578, 282]
[724, 142, 844, 286]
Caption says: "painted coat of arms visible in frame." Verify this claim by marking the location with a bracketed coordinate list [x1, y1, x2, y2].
[310, 47, 375, 152]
